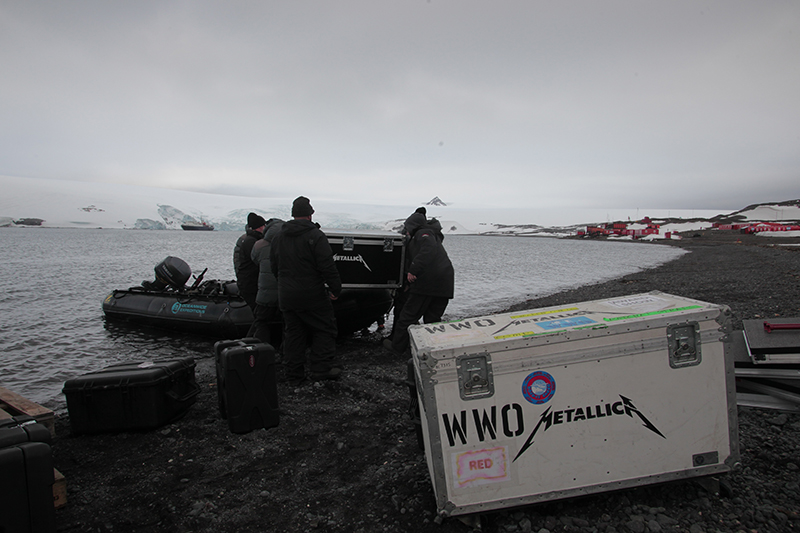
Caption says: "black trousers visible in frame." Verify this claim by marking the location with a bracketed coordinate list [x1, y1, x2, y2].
[391, 293, 449, 355]
[389, 285, 409, 338]
[247, 303, 283, 350]
[282, 302, 338, 380]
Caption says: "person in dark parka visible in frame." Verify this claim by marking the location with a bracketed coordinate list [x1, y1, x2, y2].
[233, 212, 266, 312]
[388, 212, 454, 355]
[248, 217, 284, 347]
[388, 206, 427, 339]
[270, 197, 342, 383]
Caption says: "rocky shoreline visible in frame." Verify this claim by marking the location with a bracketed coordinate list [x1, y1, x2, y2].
[51, 231, 800, 533]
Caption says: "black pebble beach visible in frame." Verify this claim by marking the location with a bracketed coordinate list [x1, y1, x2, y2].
[52, 230, 800, 533]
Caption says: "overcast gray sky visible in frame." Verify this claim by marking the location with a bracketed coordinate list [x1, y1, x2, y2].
[1, 1, 798, 212]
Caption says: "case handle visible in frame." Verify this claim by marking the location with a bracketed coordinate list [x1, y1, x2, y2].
[167, 383, 201, 403]
[764, 321, 800, 333]
[667, 322, 702, 368]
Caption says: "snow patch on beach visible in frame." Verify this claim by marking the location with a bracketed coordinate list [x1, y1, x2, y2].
[735, 204, 800, 222]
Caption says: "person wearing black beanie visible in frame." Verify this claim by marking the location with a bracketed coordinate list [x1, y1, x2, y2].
[247, 212, 267, 229]
[291, 196, 315, 218]
[270, 197, 342, 384]
[233, 212, 267, 312]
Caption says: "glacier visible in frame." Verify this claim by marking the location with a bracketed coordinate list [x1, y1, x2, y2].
[2, 175, 799, 237]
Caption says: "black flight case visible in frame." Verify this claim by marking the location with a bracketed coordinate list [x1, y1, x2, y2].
[62, 357, 200, 434]
[326, 230, 405, 289]
[0, 416, 56, 533]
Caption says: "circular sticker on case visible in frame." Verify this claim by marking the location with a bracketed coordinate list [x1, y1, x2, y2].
[522, 371, 556, 405]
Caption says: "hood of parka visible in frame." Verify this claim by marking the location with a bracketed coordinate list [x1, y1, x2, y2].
[419, 218, 445, 241]
[402, 212, 426, 236]
[281, 218, 320, 237]
[264, 218, 284, 241]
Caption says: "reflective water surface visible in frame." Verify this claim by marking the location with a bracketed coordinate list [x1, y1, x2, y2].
[0, 228, 684, 409]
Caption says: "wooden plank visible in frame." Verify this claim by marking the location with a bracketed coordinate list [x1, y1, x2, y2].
[736, 367, 800, 379]
[737, 392, 800, 412]
[53, 468, 67, 509]
[0, 386, 55, 437]
[0, 386, 52, 417]
[738, 379, 800, 405]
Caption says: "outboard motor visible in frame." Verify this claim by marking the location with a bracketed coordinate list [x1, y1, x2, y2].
[141, 256, 192, 291]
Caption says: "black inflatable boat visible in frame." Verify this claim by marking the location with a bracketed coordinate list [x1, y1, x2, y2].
[103, 257, 393, 339]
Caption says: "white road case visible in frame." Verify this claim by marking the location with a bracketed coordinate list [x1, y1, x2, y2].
[409, 291, 739, 517]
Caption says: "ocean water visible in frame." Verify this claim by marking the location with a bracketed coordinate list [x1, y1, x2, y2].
[0, 228, 685, 411]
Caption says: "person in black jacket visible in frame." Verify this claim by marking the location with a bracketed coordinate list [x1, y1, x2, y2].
[270, 197, 342, 383]
[388, 206, 427, 340]
[387, 212, 454, 355]
[233, 212, 266, 312]
[249, 217, 284, 347]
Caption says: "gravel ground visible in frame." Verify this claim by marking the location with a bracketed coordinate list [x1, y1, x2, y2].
[51, 230, 800, 533]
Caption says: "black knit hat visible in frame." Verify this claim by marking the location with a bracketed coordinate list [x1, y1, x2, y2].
[291, 196, 314, 217]
[247, 212, 267, 229]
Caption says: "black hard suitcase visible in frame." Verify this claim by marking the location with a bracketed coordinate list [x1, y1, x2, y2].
[0, 416, 52, 447]
[214, 337, 260, 419]
[326, 230, 405, 288]
[0, 418, 56, 533]
[62, 357, 201, 434]
[742, 318, 800, 363]
[214, 339, 279, 433]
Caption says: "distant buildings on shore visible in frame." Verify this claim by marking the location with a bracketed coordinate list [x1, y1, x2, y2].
[578, 217, 661, 239]
[577, 217, 800, 239]
[712, 222, 800, 234]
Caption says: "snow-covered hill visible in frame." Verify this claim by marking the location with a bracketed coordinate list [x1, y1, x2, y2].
[0, 175, 411, 232]
[1, 175, 798, 238]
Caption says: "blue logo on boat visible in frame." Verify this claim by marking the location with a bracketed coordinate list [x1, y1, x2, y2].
[522, 371, 556, 405]
[171, 302, 208, 315]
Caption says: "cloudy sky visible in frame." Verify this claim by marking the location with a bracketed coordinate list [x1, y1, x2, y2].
[1, 1, 798, 213]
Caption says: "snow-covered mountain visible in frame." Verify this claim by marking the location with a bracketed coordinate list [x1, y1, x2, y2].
[425, 196, 447, 207]
[0, 175, 412, 232]
[1, 175, 799, 238]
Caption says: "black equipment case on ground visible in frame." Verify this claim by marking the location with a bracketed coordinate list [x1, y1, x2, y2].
[214, 339, 279, 434]
[742, 318, 800, 364]
[326, 230, 405, 289]
[0, 417, 56, 533]
[63, 358, 200, 434]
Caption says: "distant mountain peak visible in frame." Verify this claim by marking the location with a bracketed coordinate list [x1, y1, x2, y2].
[426, 196, 447, 207]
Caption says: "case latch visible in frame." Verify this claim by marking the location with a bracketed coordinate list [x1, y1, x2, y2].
[457, 353, 494, 400]
[383, 238, 394, 252]
[343, 236, 355, 251]
[667, 322, 702, 368]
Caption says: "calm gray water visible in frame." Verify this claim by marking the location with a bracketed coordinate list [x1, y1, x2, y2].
[0, 228, 685, 410]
